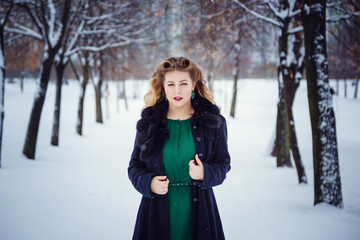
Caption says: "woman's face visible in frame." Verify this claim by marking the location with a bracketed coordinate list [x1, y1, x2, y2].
[164, 70, 195, 109]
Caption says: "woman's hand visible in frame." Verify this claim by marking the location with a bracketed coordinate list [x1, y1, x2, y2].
[150, 176, 169, 195]
[189, 154, 204, 181]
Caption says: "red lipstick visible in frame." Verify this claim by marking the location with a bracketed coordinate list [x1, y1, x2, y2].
[174, 97, 183, 101]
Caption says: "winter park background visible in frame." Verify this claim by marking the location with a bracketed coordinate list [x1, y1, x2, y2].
[1, 78, 359, 240]
[1, 1, 360, 240]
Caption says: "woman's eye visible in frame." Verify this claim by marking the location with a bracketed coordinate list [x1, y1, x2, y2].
[168, 84, 174, 86]
[181, 83, 188, 86]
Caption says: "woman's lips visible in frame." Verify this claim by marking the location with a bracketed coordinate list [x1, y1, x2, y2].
[174, 97, 183, 101]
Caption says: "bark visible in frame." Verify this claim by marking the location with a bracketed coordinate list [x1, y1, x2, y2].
[230, 33, 241, 118]
[76, 80, 87, 135]
[354, 76, 359, 99]
[0, 59, 4, 168]
[70, 52, 89, 136]
[275, 70, 292, 167]
[335, 79, 339, 95]
[302, 0, 343, 208]
[207, 58, 214, 92]
[273, 1, 308, 184]
[280, 11, 308, 184]
[122, 79, 128, 110]
[20, 71, 25, 92]
[94, 52, 104, 124]
[50, 59, 67, 146]
[23, 52, 55, 159]
[275, 7, 292, 167]
[104, 81, 110, 120]
[207, 71, 213, 92]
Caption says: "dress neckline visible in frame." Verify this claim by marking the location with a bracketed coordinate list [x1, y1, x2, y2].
[167, 118, 191, 121]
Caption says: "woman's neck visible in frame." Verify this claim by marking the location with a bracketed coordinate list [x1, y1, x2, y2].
[167, 103, 194, 120]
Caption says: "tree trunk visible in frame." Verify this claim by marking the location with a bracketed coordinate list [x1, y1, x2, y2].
[95, 82, 103, 123]
[207, 72, 213, 92]
[344, 78, 347, 98]
[207, 58, 214, 91]
[51, 60, 67, 146]
[23, 51, 55, 159]
[0, 42, 5, 169]
[335, 79, 339, 95]
[230, 69, 239, 118]
[287, 108, 307, 183]
[77, 80, 87, 135]
[302, 0, 343, 208]
[20, 71, 25, 92]
[354, 76, 359, 99]
[280, 11, 308, 183]
[104, 81, 110, 120]
[95, 52, 104, 123]
[122, 79, 128, 110]
[230, 35, 241, 118]
[71, 52, 89, 136]
[275, 16, 292, 167]
[276, 72, 292, 167]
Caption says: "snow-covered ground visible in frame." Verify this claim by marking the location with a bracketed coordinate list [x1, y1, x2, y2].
[0, 78, 359, 240]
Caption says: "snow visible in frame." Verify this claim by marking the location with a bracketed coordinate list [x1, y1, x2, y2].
[1, 79, 360, 240]
[48, 0, 62, 48]
[304, 4, 310, 15]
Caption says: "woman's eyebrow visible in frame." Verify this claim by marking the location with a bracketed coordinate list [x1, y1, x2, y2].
[166, 80, 189, 83]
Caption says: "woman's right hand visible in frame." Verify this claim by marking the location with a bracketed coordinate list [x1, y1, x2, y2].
[150, 176, 169, 195]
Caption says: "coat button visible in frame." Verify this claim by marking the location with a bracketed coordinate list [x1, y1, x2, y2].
[193, 125, 197, 129]
[193, 198, 198, 202]
[196, 137, 201, 142]
[198, 153, 203, 157]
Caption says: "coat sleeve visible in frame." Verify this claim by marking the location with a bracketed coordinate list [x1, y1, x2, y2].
[196, 115, 231, 188]
[128, 131, 156, 198]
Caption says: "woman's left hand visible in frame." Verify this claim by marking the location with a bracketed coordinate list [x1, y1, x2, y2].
[189, 154, 204, 181]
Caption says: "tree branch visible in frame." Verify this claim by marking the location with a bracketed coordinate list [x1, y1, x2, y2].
[232, 0, 283, 28]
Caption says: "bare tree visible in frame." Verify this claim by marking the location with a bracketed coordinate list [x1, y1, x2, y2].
[5, 0, 72, 159]
[234, 0, 307, 183]
[182, 0, 234, 91]
[227, 2, 256, 118]
[50, 0, 87, 146]
[327, 0, 360, 98]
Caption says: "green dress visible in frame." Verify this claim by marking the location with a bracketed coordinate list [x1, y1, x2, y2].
[163, 118, 195, 240]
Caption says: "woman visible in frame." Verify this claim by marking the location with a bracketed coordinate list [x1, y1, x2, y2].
[128, 57, 231, 240]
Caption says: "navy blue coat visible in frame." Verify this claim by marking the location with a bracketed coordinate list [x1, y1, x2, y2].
[128, 92, 231, 240]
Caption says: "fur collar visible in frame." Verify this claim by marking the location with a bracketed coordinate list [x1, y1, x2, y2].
[136, 90, 221, 161]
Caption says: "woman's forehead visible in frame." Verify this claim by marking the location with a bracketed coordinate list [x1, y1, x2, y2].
[164, 71, 191, 82]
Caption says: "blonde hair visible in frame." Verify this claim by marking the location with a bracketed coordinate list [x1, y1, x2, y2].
[143, 57, 215, 108]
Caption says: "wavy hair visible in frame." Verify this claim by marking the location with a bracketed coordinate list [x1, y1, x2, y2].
[143, 57, 215, 108]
